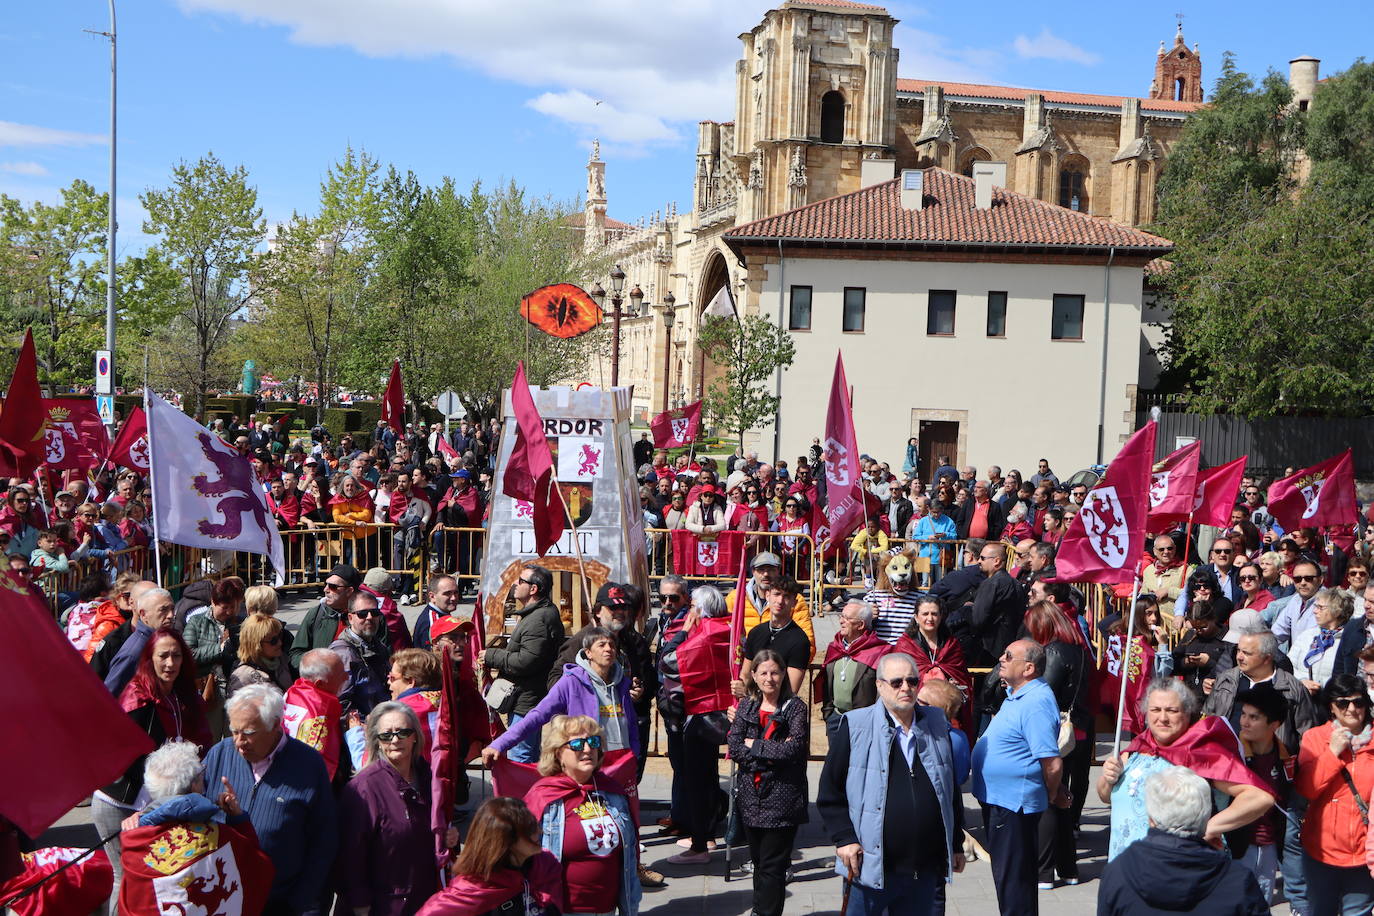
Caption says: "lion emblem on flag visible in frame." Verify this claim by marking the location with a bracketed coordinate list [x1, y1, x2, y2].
[1300, 478, 1326, 520]
[129, 435, 151, 469]
[1149, 472, 1169, 509]
[151, 845, 243, 916]
[697, 541, 718, 568]
[1080, 486, 1128, 568]
[670, 416, 690, 442]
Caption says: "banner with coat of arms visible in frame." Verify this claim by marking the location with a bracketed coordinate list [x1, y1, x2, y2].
[118, 820, 274, 916]
[649, 400, 702, 449]
[670, 528, 744, 577]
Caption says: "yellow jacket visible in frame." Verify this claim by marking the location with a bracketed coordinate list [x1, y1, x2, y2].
[725, 585, 815, 659]
[848, 529, 889, 558]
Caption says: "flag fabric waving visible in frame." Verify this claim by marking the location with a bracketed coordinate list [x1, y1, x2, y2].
[436, 434, 460, 463]
[649, 400, 702, 449]
[108, 407, 150, 473]
[1193, 456, 1248, 529]
[491, 748, 640, 825]
[1268, 449, 1356, 532]
[703, 284, 736, 319]
[0, 329, 46, 478]
[669, 529, 744, 578]
[381, 360, 405, 434]
[431, 645, 461, 868]
[38, 400, 109, 473]
[146, 391, 285, 582]
[1099, 633, 1154, 736]
[118, 818, 274, 916]
[1053, 421, 1157, 584]
[1145, 440, 1202, 532]
[820, 352, 865, 553]
[728, 547, 750, 681]
[502, 362, 565, 556]
[676, 614, 733, 715]
[0, 572, 155, 837]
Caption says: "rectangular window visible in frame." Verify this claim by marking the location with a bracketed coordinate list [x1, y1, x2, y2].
[842, 287, 866, 332]
[986, 291, 1007, 337]
[927, 290, 956, 336]
[1052, 294, 1085, 340]
[789, 285, 812, 331]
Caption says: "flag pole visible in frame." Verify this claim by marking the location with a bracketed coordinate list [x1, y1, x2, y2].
[143, 389, 163, 586]
[1112, 567, 1144, 759]
[558, 491, 594, 626]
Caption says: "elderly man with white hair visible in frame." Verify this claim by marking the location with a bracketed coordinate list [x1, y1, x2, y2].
[820, 599, 893, 736]
[202, 684, 337, 916]
[1097, 766, 1268, 914]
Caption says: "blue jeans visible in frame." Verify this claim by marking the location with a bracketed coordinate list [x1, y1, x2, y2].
[505, 713, 541, 763]
[1282, 797, 1308, 912]
[845, 871, 940, 916]
[1304, 856, 1374, 916]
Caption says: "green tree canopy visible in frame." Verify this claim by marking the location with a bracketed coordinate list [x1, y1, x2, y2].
[696, 313, 796, 447]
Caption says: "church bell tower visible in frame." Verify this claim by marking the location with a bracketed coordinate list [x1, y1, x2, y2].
[1150, 18, 1203, 103]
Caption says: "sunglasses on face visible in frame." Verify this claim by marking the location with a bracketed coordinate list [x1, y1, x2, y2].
[352, 608, 381, 619]
[565, 735, 603, 752]
[1239, 574, 1259, 582]
[1293, 574, 1320, 583]
[657, 592, 683, 603]
[882, 676, 921, 689]
[1212, 548, 1232, 555]
[324, 581, 350, 590]
[1333, 697, 1370, 710]
[377, 728, 416, 743]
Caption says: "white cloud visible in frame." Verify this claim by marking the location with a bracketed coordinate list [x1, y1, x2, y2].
[1012, 28, 1101, 66]
[895, 25, 1003, 83]
[0, 161, 48, 176]
[0, 120, 104, 149]
[175, 0, 770, 146]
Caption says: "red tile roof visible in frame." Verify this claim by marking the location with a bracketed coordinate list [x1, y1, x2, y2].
[897, 78, 1201, 114]
[724, 168, 1173, 254]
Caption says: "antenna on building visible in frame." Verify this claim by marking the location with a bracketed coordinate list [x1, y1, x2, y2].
[1175, 12, 1184, 34]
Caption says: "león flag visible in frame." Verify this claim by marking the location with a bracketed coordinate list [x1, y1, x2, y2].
[1053, 422, 1157, 584]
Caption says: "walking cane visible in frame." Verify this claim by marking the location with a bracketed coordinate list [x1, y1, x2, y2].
[841, 876, 852, 914]
[724, 759, 737, 881]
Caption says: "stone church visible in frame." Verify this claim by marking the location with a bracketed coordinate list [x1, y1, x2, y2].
[578, 0, 1320, 441]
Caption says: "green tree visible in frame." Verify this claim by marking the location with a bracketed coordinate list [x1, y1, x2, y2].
[140, 153, 264, 418]
[0, 180, 108, 387]
[696, 313, 796, 447]
[1306, 58, 1374, 209]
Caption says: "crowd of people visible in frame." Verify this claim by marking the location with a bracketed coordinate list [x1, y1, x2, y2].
[13, 407, 1374, 916]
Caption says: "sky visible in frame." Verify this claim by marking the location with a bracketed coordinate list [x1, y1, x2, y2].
[3, 0, 1369, 257]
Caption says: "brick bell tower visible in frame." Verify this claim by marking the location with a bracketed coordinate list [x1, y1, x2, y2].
[1150, 17, 1203, 103]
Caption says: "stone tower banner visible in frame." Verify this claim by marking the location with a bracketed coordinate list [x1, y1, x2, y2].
[482, 385, 649, 619]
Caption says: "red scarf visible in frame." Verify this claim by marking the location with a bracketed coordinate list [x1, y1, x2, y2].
[119, 680, 212, 752]
[1126, 715, 1275, 796]
[1152, 555, 1184, 577]
[418, 851, 563, 916]
[822, 630, 894, 670]
[895, 632, 973, 732]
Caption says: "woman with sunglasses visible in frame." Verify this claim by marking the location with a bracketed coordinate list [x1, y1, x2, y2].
[1234, 563, 1276, 618]
[524, 716, 640, 916]
[1295, 673, 1374, 915]
[725, 648, 808, 915]
[772, 497, 811, 584]
[417, 797, 562, 916]
[229, 612, 291, 693]
[742, 484, 773, 531]
[337, 701, 440, 915]
[1344, 559, 1369, 593]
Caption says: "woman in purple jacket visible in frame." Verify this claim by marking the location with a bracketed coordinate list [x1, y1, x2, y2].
[336, 701, 439, 915]
[481, 627, 639, 764]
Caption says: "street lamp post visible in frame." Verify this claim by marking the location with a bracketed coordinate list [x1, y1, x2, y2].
[659, 291, 675, 410]
[593, 265, 642, 388]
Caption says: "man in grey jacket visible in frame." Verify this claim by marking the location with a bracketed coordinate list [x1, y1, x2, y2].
[1203, 631, 1317, 755]
[478, 563, 565, 762]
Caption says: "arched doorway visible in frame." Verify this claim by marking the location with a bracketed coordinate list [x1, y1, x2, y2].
[692, 251, 732, 407]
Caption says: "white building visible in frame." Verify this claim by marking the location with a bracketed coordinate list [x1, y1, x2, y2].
[721, 162, 1173, 477]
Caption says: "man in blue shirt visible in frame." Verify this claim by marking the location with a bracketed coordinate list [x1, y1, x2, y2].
[971, 639, 1066, 916]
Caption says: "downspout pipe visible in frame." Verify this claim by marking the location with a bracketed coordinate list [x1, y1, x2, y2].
[1096, 246, 1117, 463]
[773, 238, 785, 465]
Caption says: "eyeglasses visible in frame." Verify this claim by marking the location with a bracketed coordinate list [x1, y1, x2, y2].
[1155, 546, 1176, 552]
[565, 736, 603, 752]
[1293, 574, 1320, 583]
[881, 676, 920, 689]
[657, 592, 684, 604]
[1211, 548, 1233, 555]
[1351, 571, 1370, 579]
[518, 577, 536, 586]
[352, 607, 382, 618]
[1000, 652, 1029, 663]
[979, 554, 1000, 562]
[1238, 574, 1259, 582]
[377, 728, 416, 743]
[1333, 697, 1370, 710]
[324, 580, 350, 590]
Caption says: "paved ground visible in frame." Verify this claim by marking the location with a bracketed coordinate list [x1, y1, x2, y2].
[42, 591, 1293, 915]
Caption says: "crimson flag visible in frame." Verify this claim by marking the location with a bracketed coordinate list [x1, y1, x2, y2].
[0, 846, 111, 916]
[728, 545, 749, 681]
[1268, 449, 1356, 533]
[1099, 634, 1154, 735]
[1126, 715, 1274, 796]
[38, 399, 109, 473]
[108, 406, 150, 474]
[1145, 440, 1201, 532]
[431, 644, 461, 868]
[436, 434, 460, 463]
[649, 400, 702, 449]
[669, 528, 743, 577]
[492, 748, 640, 824]
[119, 819, 274, 916]
[282, 679, 343, 781]
[1053, 421, 1156, 584]
[819, 353, 864, 554]
[0, 329, 46, 478]
[677, 615, 733, 715]
[502, 362, 565, 556]
[0, 572, 155, 836]
[382, 359, 405, 434]
[1193, 456, 1248, 529]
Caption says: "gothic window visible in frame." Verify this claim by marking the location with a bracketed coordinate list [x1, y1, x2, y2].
[959, 147, 991, 178]
[1058, 157, 1089, 211]
[820, 91, 845, 143]
[1174, 77, 1187, 101]
[1136, 163, 1153, 224]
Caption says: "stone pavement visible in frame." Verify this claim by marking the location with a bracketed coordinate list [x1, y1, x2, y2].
[41, 589, 1293, 915]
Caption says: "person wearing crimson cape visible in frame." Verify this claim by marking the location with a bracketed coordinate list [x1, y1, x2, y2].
[894, 595, 975, 736]
[1097, 677, 1276, 861]
[819, 598, 894, 737]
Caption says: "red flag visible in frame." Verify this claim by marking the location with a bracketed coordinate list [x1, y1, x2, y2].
[491, 748, 640, 824]
[1193, 456, 1247, 529]
[1053, 422, 1157, 584]
[1126, 714, 1275, 796]
[728, 546, 749, 681]
[282, 679, 343, 781]
[677, 615, 733, 715]
[1099, 634, 1154, 735]
[431, 644, 460, 868]
[1145, 440, 1202, 532]
[118, 820, 274, 915]
[108, 406, 150, 474]
[382, 359, 405, 434]
[38, 399, 109, 473]
[436, 434, 460, 463]
[502, 362, 566, 556]
[649, 400, 702, 449]
[669, 528, 743, 577]
[0, 572, 155, 836]
[1268, 449, 1356, 532]
[820, 353, 864, 553]
[0, 329, 46, 478]
[0, 846, 111, 916]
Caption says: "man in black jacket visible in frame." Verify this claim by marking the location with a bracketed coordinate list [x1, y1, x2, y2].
[969, 544, 1025, 669]
[479, 563, 565, 762]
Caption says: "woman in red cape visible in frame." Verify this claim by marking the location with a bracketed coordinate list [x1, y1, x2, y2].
[894, 596, 973, 733]
[417, 798, 562, 916]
